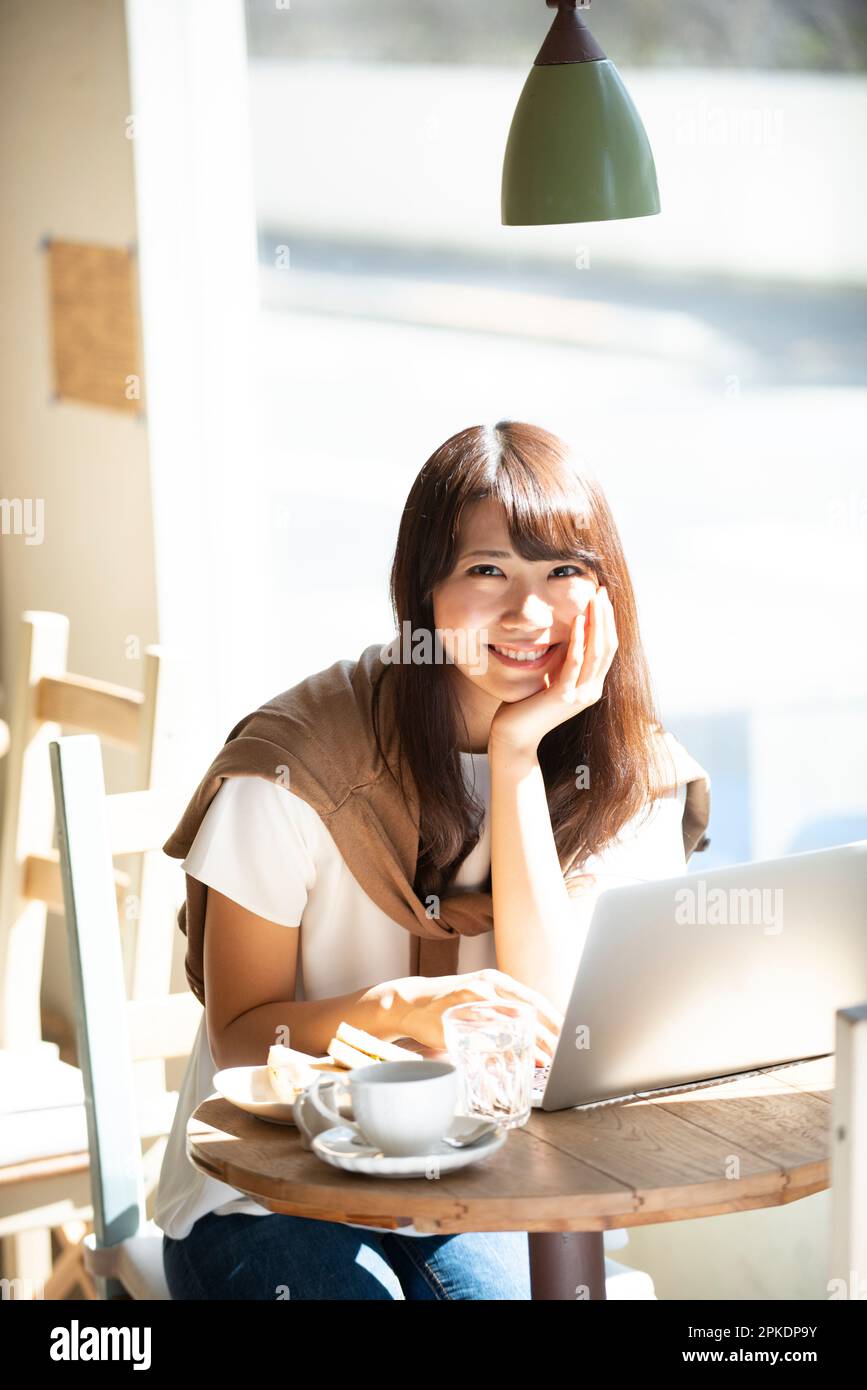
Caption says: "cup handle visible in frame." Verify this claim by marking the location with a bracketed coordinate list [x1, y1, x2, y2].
[306, 1073, 363, 1138]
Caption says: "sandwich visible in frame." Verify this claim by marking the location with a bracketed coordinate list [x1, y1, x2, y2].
[266, 1044, 321, 1103]
[326, 1020, 421, 1069]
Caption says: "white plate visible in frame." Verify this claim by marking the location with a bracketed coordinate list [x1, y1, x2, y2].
[213, 1062, 333, 1126]
[311, 1117, 508, 1177]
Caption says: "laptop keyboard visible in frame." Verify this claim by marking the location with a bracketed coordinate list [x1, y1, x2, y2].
[531, 1063, 551, 1101]
[531, 1057, 823, 1110]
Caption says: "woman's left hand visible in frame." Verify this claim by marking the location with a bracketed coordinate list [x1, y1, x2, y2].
[488, 586, 619, 759]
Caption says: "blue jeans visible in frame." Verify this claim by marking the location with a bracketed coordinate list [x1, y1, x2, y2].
[163, 1210, 531, 1300]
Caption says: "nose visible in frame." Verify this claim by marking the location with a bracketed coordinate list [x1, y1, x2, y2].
[499, 590, 553, 632]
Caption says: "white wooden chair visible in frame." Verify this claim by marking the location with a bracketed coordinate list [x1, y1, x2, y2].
[0, 612, 170, 1052]
[48, 733, 201, 1298]
[0, 612, 177, 1292]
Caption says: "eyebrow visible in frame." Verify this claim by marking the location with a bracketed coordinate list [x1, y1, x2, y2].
[459, 548, 598, 564]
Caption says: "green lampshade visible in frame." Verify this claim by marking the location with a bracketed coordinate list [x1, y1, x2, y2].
[501, 47, 660, 226]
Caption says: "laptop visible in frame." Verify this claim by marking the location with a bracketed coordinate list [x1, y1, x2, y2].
[531, 839, 867, 1111]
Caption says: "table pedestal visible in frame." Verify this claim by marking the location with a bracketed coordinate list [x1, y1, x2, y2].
[528, 1230, 606, 1300]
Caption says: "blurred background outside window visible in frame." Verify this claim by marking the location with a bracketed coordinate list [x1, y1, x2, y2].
[240, 0, 867, 871]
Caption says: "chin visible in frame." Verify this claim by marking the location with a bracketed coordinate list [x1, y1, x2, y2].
[500, 681, 545, 699]
[483, 674, 545, 699]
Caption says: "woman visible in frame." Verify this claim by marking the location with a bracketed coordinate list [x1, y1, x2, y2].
[156, 420, 701, 1299]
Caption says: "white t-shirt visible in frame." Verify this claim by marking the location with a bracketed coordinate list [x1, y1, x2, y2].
[154, 753, 686, 1241]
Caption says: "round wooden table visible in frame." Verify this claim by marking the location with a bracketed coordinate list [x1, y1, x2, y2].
[186, 1054, 833, 1300]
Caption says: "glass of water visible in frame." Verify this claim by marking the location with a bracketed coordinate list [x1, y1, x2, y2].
[442, 1001, 536, 1129]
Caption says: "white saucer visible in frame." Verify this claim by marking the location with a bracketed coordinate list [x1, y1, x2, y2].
[311, 1116, 507, 1176]
[213, 1062, 334, 1126]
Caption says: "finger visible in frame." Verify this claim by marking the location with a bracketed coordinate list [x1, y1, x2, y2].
[536, 1021, 560, 1058]
[535, 1036, 557, 1067]
[500, 984, 561, 1039]
[490, 974, 566, 1034]
[583, 589, 608, 681]
[576, 587, 605, 688]
[570, 593, 598, 689]
[583, 587, 617, 687]
[595, 587, 619, 672]
[597, 585, 616, 640]
[555, 611, 586, 689]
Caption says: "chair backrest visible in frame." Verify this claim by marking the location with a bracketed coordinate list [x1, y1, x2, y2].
[49, 734, 200, 1299]
[0, 610, 168, 1053]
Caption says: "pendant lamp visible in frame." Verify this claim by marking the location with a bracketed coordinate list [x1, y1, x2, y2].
[501, 0, 660, 225]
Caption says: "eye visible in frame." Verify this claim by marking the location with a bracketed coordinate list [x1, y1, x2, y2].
[466, 562, 590, 579]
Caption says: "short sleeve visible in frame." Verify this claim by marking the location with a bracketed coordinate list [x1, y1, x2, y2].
[181, 775, 315, 927]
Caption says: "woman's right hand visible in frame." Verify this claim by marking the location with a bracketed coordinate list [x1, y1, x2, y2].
[391, 970, 565, 1067]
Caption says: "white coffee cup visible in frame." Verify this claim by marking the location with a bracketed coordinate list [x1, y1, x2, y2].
[304, 1060, 458, 1156]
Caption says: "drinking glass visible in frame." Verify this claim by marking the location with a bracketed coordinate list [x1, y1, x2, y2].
[441, 1001, 536, 1129]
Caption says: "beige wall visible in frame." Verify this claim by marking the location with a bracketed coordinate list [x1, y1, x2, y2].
[0, 0, 159, 1027]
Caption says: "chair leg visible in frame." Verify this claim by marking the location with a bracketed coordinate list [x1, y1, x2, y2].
[65, 1220, 98, 1299]
[44, 1232, 83, 1299]
[45, 1220, 97, 1300]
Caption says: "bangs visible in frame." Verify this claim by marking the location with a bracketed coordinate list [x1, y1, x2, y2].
[464, 437, 605, 573]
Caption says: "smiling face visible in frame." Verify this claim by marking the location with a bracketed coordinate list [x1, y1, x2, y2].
[431, 497, 600, 749]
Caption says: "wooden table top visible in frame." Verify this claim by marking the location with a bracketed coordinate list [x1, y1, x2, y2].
[186, 1055, 834, 1235]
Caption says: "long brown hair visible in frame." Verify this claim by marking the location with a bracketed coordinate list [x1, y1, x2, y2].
[370, 420, 671, 906]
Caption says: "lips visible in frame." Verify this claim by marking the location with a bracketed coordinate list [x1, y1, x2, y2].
[487, 643, 560, 670]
